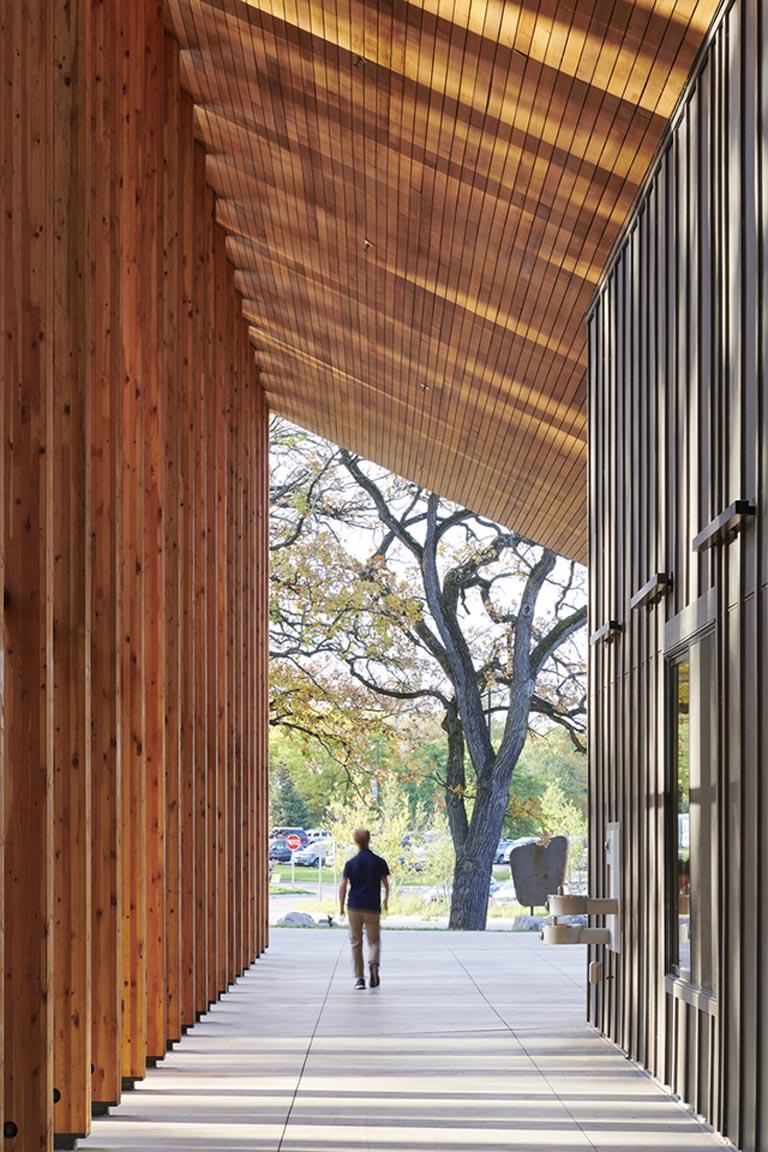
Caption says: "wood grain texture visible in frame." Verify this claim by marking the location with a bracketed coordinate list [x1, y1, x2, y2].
[0, 0, 5, 1127]
[163, 37, 183, 1047]
[178, 88, 198, 1030]
[214, 233, 230, 996]
[588, 1, 767, 1147]
[203, 169, 217, 1008]
[227, 262, 240, 979]
[1, 12, 270, 1140]
[117, 0, 148, 1082]
[143, 0, 168, 1063]
[193, 139, 210, 1016]
[166, 0, 721, 561]
[89, 0, 122, 1107]
[52, 0, 92, 1136]
[2, 2, 55, 1148]
[255, 380, 270, 956]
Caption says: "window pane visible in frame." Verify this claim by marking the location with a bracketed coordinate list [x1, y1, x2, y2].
[675, 659, 691, 978]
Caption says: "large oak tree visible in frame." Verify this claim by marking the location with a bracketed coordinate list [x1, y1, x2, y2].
[270, 419, 586, 929]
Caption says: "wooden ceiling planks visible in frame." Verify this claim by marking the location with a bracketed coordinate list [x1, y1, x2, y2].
[166, 0, 719, 561]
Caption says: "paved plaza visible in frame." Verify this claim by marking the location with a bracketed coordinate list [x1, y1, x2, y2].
[80, 929, 723, 1151]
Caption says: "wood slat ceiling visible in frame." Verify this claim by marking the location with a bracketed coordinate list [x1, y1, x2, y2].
[166, 0, 719, 562]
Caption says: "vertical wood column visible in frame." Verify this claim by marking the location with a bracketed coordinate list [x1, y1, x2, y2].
[52, 0, 92, 1138]
[143, 0, 168, 1064]
[255, 375, 264, 953]
[0, 1, 5, 1125]
[239, 287, 250, 968]
[204, 182, 220, 1006]
[228, 280, 242, 978]
[162, 39, 183, 1048]
[237, 334, 248, 973]
[89, 0, 122, 1109]
[258, 382, 270, 955]
[1, 16, 272, 1137]
[2, 2, 55, 1148]
[244, 362, 257, 964]
[178, 93, 197, 1030]
[192, 143, 209, 1016]
[214, 232, 229, 997]
[117, 0, 147, 1083]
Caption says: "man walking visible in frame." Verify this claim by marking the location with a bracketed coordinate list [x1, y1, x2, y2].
[339, 828, 390, 989]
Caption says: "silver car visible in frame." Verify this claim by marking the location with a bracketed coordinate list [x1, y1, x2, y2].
[292, 839, 335, 867]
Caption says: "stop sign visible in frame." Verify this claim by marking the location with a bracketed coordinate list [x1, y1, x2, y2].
[286, 833, 301, 851]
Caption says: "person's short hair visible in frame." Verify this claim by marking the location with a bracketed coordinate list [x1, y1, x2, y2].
[353, 827, 370, 849]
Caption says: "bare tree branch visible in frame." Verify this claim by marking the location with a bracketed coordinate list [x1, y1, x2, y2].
[340, 451, 424, 561]
[529, 606, 588, 677]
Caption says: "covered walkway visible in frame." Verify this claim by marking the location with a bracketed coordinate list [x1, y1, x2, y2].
[80, 930, 721, 1152]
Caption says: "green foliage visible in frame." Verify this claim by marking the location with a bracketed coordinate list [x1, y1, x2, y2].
[269, 720, 437, 830]
[326, 789, 415, 891]
[506, 728, 587, 837]
[534, 776, 588, 888]
[270, 766, 311, 828]
[397, 732, 444, 817]
[420, 814, 455, 891]
[269, 728, 351, 826]
[539, 780, 587, 840]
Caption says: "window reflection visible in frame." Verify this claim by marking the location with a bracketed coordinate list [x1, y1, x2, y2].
[674, 659, 691, 978]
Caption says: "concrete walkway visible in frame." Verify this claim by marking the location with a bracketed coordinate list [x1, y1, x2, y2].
[80, 929, 723, 1151]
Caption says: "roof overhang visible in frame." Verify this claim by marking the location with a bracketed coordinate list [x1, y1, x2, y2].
[166, 0, 720, 562]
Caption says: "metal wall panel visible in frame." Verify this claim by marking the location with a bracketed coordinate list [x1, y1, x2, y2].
[588, 0, 767, 1146]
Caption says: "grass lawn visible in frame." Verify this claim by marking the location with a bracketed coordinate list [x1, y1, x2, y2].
[271, 863, 339, 882]
[275, 862, 511, 882]
[270, 887, 547, 923]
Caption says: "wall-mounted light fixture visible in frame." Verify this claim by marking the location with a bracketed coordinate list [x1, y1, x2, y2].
[589, 619, 623, 646]
[629, 572, 672, 611]
[693, 499, 756, 552]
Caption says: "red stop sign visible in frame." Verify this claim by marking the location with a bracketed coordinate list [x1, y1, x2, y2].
[286, 834, 301, 851]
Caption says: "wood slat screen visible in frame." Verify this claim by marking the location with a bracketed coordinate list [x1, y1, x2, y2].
[1, 6, 269, 1147]
[166, 0, 719, 561]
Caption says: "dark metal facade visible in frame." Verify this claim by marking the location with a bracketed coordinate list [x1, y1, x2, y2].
[588, 0, 768, 1147]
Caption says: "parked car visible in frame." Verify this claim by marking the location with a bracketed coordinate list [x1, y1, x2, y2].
[292, 839, 335, 867]
[268, 838, 293, 862]
[306, 828, 331, 842]
[494, 839, 513, 864]
[269, 826, 309, 847]
[500, 836, 540, 864]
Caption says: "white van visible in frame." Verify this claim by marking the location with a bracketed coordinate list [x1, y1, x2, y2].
[306, 828, 331, 842]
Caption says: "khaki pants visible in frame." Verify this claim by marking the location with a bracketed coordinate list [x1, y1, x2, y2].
[347, 907, 381, 979]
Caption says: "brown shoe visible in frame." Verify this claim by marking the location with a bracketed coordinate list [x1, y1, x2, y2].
[369, 963, 380, 988]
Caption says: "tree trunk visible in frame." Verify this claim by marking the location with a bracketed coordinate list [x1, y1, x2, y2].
[442, 702, 468, 852]
[448, 777, 508, 930]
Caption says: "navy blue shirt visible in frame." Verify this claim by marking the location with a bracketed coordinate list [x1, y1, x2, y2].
[343, 848, 390, 912]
